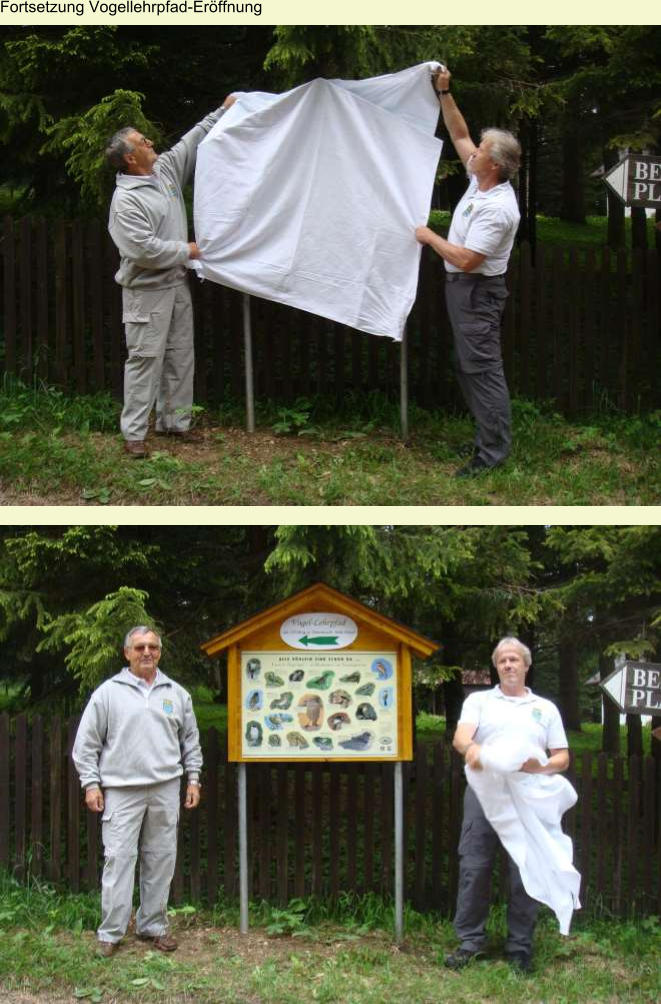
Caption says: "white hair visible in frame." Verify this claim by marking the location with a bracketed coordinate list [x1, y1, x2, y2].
[491, 636, 531, 668]
[124, 625, 162, 649]
[480, 128, 521, 181]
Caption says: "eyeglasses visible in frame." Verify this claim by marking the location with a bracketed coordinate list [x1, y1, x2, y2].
[132, 644, 160, 652]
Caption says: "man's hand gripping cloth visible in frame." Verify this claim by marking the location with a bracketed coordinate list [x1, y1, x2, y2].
[193, 63, 443, 341]
[466, 736, 582, 934]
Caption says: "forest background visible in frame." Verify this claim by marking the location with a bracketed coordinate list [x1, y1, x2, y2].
[1, 523, 659, 755]
[1, 24, 660, 245]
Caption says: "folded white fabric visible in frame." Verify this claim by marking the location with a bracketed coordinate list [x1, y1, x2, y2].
[193, 63, 443, 341]
[467, 738, 581, 934]
[478, 735, 549, 774]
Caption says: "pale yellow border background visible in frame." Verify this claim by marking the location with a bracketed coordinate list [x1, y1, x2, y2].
[0, 507, 659, 526]
[2, 3, 654, 25]
[1, 4, 659, 26]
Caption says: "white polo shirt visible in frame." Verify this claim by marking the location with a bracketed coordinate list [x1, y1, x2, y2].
[458, 685, 568, 752]
[446, 175, 520, 276]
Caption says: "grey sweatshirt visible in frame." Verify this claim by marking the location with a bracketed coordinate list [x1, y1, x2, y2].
[108, 106, 225, 290]
[72, 668, 203, 789]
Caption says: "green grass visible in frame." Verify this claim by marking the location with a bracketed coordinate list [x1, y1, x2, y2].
[0, 873, 658, 1003]
[0, 381, 658, 505]
[190, 685, 228, 735]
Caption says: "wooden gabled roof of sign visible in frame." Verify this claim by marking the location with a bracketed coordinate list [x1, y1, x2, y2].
[200, 581, 439, 659]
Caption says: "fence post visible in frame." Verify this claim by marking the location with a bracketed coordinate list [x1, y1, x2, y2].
[579, 752, 593, 910]
[49, 717, 62, 883]
[294, 766, 306, 899]
[14, 714, 27, 881]
[363, 763, 376, 894]
[206, 727, 219, 906]
[2, 216, 17, 376]
[413, 742, 428, 911]
[224, 758, 237, 900]
[35, 218, 49, 383]
[19, 218, 33, 379]
[627, 755, 641, 914]
[88, 219, 106, 392]
[311, 766, 323, 897]
[54, 222, 68, 387]
[31, 715, 44, 878]
[431, 740, 446, 911]
[67, 718, 80, 892]
[0, 713, 9, 870]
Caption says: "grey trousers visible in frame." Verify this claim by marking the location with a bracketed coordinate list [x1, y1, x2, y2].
[98, 778, 180, 943]
[120, 283, 195, 442]
[445, 274, 511, 467]
[454, 787, 539, 955]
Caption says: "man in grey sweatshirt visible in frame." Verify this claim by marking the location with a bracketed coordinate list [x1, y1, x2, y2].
[72, 626, 202, 957]
[106, 94, 235, 458]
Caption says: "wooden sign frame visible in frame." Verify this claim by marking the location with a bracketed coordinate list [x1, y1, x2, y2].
[201, 582, 438, 764]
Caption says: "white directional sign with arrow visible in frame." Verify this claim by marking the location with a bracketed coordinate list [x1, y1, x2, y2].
[280, 612, 358, 650]
[603, 155, 661, 208]
[600, 660, 661, 715]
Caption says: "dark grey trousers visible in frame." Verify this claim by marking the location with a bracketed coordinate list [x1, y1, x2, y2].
[454, 786, 539, 955]
[445, 274, 511, 467]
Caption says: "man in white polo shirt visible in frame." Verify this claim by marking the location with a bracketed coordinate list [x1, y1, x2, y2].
[445, 636, 571, 974]
[415, 65, 521, 476]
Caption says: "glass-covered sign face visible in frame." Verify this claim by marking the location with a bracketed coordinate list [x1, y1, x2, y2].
[241, 650, 398, 759]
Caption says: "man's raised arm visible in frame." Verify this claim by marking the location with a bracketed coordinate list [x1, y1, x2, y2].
[432, 66, 477, 168]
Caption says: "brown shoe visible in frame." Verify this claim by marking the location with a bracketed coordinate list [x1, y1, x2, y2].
[96, 941, 118, 958]
[137, 933, 178, 952]
[124, 440, 149, 459]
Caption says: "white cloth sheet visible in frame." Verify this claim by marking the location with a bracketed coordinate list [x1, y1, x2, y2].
[467, 736, 582, 935]
[193, 63, 443, 341]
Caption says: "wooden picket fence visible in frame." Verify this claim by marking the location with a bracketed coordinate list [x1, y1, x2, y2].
[1, 215, 659, 416]
[0, 714, 659, 918]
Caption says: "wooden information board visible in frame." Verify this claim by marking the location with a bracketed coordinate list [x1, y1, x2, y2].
[201, 582, 439, 764]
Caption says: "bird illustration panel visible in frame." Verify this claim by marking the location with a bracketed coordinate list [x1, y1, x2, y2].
[240, 650, 399, 759]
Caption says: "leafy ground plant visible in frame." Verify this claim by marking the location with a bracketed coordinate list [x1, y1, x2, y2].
[0, 384, 657, 505]
[0, 874, 659, 1003]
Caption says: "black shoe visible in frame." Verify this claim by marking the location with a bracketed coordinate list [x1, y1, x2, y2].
[444, 948, 485, 970]
[454, 456, 494, 478]
[505, 951, 532, 974]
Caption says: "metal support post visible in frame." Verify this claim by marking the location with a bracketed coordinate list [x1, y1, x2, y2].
[238, 763, 249, 933]
[243, 294, 255, 433]
[394, 761, 404, 943]
[400, 328, 408, 441]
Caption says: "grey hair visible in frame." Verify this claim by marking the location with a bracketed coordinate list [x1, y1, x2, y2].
[491, 636, 531, 668]
[480, 128, 521, 181]
[124, 625, 162, 649]
[105, 127, 137, 171]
